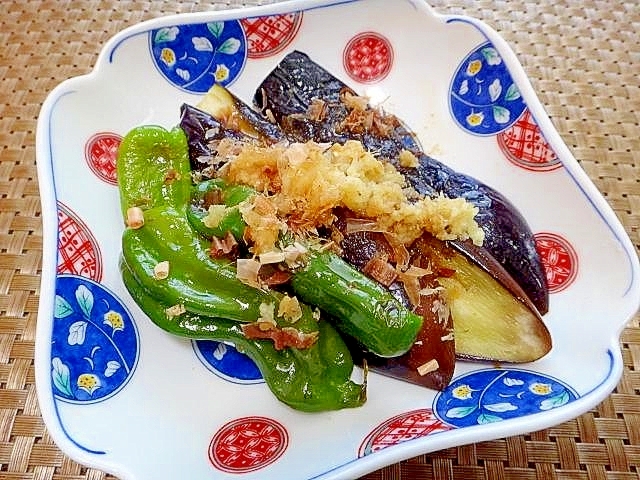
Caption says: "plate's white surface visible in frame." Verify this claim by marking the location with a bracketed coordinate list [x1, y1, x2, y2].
[35, 1, 640, 479]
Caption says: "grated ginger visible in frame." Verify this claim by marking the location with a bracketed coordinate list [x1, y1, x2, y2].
[398, 149, 419, 168]
[222, 140, 484, 252]
[278, 295, 303, 323]
[203, 204, 228, 229]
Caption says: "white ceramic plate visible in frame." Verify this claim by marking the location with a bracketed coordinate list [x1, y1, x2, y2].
[35, 1, 640, 479]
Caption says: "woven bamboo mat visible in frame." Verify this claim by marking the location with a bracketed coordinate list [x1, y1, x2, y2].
[0, 0, 638, 478]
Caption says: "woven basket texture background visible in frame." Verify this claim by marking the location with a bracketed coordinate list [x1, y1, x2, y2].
[0, 1, 638, 479]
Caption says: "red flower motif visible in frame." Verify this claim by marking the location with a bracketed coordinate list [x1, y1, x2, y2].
[343, 32, 393, 83]
[208, 416, 288, 473]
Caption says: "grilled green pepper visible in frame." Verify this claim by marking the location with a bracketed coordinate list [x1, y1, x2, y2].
[188, 178, 254, 240]
[121, 207, 273, 320]
[117, 125, 366, 411]
[290, 251, 422, 358]
[121, 259, 366, 411]
[186, 180, 423, 358]
[117, 125, 191, 214]
[117, 126, 283, 322]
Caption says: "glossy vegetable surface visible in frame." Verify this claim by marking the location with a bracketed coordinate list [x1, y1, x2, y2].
[413, 236, 551, 362]
[121, 260, 366, 412]
[291, 250, 424, 358]
[121, 207, 271, 321]
[185, 178, 424, 358]
[335, 219, 455, 389]
[181, 89, 458, 387]
[253, 50, 549, 315]
[117, 125, 368, 411]
[117, 126, 281, 322]
[179, 85, 552, 379]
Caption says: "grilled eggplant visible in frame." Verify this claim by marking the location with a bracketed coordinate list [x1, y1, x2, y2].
[180, 79, 551, 390]
[198, 84, 284, 143]
[333, 211, 456, 390]
[334, 211, 550, 366]
[253, 50, 549, 316]
[181, 94, 454, 387]
[411, 235, 551, 362]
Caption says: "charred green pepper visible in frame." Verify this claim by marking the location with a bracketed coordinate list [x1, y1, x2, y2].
[117, 125, 366, 411]
[186, 180, 423, 358]
[121, 260, 366, 412]
[117, 126, 283, 322]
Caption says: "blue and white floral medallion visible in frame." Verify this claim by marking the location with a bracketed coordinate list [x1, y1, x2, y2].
[434, 368, 579, 428]
[149, 21, 247, 93]
[51, 275, 139, 403]
[193, 340, 263, 384]
[449, 42, 526, 135]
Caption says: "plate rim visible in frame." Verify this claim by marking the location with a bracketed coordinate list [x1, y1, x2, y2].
[34, 0, 640, 478]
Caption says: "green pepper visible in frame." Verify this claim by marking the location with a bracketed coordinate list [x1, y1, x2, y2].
[187, 178, 254, 240]
[185, 180, 424, 358]
[121, 259, 366, 412]
[117, 125, 366, 412]
[118, 126, 285, 322]
[290, 250, 423, 358]
[121, 207, 274, 321]
[117, 125, 191, 214]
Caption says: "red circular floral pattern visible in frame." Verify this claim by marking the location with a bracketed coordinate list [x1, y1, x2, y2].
[56, 202, 103, 281]
[241, 13, 303, 59]
[497, 109, 560, 172]
[208, 416, 288, 473]
[343, 32, 393, 83]
[85, 132, 122, 185]
[358, 409, 451, 457]
[534, 232, 578, 293]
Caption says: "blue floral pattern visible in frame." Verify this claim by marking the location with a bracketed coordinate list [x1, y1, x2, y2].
[149, 21, 246, 93]
[193, 340, 263, 384]
[433, 368, 578, 428]
[51, 275, 139, 403]
[449, 42, 526, 135]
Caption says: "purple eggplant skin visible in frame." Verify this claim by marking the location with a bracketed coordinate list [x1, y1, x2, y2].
[179, 104, 243, 172]
[179, 91, 286, 173]
[253, 51, 549, 315]
[333, 212, 456, 391]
